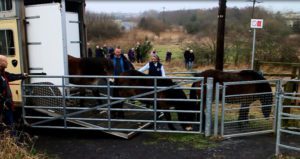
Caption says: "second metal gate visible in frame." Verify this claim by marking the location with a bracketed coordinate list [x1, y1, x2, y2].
[214, 80, 280, 138]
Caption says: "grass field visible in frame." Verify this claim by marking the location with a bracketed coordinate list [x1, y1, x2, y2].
[154, 44, 184, 60]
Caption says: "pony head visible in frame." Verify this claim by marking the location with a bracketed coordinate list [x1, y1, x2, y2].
[102, 58, 114, 76]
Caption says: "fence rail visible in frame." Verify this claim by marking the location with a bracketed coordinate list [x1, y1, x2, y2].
[20, 74, 300, 156]
[22, 75, 206, 139]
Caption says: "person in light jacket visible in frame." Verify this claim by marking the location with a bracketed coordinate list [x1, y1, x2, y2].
[138, 55, 166, 77]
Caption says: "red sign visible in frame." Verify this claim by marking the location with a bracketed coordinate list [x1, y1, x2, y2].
[250, 19, 264, 29]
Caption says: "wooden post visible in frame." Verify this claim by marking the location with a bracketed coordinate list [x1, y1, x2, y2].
[254, 59, 260, 71]
[215, 0, 227, 71]
[292, 66, 297, 79]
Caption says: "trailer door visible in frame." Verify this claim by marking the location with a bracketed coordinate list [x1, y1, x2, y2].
[25, 3, 66, 86]
[66, 12, 80, 58]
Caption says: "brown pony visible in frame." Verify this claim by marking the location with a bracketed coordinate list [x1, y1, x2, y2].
[190, 69, 273, 131]
[68, 55, 114, 105]
[112, 70, 196, 131]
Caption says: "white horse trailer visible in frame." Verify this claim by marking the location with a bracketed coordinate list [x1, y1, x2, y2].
[25, 3, 81, 85]
[0, 0, 87, 106]
[1, 0, 169, 139]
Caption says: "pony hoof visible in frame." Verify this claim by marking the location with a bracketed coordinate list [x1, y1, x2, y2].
[185, 126, 193, 131]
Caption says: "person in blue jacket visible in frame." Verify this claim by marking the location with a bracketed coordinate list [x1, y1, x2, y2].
[110, 48, 134, 76]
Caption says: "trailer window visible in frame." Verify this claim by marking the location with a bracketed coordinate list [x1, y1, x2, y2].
[0, 30, 15, 56]
[0, 0, 12, 11]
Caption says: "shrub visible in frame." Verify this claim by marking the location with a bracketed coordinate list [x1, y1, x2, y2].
[138, 17, 168, 35]
[86, 11, 123, 41]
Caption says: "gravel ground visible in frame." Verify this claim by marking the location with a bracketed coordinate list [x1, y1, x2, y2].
[29, 128, 300, 159]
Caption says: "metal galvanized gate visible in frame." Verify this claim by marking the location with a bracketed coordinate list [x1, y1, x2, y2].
[22, 75, 205, 139]
[214, 80, 281, 138]
[276, 80, 300, 156]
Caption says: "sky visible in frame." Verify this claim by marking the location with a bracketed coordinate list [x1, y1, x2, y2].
[86, 1, 300, 14]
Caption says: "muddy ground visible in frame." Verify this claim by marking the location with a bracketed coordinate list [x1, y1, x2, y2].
[13, 106, 299, 159]
[28, 128, 300, 159]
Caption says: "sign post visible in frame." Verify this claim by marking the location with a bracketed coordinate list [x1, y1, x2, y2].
[250, 19, 263, 70]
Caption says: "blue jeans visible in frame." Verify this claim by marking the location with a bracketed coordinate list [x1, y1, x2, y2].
[188, 61, 193, 70]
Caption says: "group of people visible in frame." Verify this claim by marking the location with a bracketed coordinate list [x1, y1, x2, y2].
[129, 42, 143, 63]
[184, 48, 195, 70]
[109, 46, 166, 77]
[88, 43, 115, 59]
[89, 43, 198, 83]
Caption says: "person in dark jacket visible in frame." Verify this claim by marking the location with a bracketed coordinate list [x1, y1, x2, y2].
[165, 49, 172, 62]
[95, 45, 104, 58]
[87, 43, 93, 57]
[138, 55, 166, 77]
[127, 48, 135, 63]
[108, 47, 115, 59]
[188, 49, 195, 70]
[0, 55, 27, 128]
[184, 48, 190, 69]
[103, 44, 108, 57]
[111, 48, 134, 76]
[135, 42, 142, 63]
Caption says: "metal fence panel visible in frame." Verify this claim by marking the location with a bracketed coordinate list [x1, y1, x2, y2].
[276, 95, 300, 156]
[276, 80, 300, 156]
[219, 80, 279, 138]
[22, 75, 205, 139]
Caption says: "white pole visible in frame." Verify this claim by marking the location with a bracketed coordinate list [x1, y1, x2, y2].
[251, 28, 256, 70]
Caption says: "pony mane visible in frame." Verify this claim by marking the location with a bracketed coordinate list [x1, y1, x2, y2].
[194, 69, 221, 77]
[239, 70, 266, 80]
[68, 54, 113, 76]
[81, 57, 113, 75]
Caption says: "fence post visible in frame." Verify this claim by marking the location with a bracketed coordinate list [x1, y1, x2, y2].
[274, 80, 282, 132]
[154, 77, 157, 132]
[214, 83, 220, 136]
[107, 77, 111, 130]
[205, 78, 213, 137]
[221, 83, 226, 136]
[21, 80, 28, 125]
[62, 76, 67, 128]
[275, 95, 283, 156]
[292, 66, 297, 79]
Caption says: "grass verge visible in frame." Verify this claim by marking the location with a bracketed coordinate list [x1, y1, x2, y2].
[144, 133, 217, 150]
[0, 130, 48, 159]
